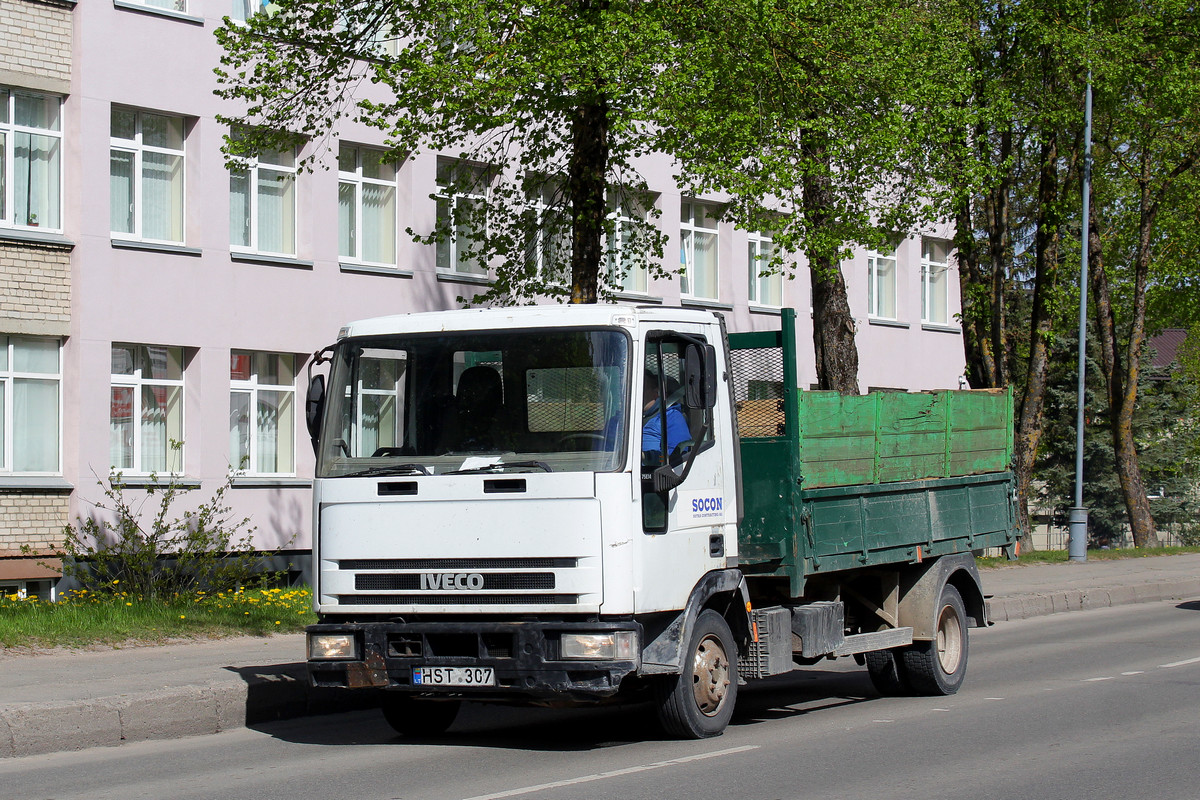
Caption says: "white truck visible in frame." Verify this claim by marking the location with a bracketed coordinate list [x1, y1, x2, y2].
[304, 304, 1016, 738]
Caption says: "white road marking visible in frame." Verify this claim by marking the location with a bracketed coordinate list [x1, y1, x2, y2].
[1121, 671, 1145, 676]
[460, 745, 760, 800]
[1084, 676, 1115, 682]
[1159, 655, 1200, 669]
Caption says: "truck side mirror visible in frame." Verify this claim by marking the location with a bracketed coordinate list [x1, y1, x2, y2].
[684, 344, 718, 410]
[305, 374, 326, 455]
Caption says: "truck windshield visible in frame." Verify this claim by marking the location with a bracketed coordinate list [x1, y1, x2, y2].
[316, 328, 629, 477]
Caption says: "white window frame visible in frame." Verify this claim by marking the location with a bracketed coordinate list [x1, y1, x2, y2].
[110, 344, 186, 476]
[338, 143, 398, 267]
[530, 184, 569, 286]
[921, 239, 952, 325]
[0, 88, 63, 232]
[435, 160, 489, 276]
[867, 246, 898, 320]
[747, 231, 782, 307]
[606, 200, 648, 295]
[0, 336, 62, 475]
[229, 351, 297, 476]
[680, 201, 720, 301]
[229, 140, 298, 256]
[110, 107, 186, 244]
[132, 0, 188, 13]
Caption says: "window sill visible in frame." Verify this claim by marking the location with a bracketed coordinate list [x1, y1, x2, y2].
[112, 476, 202, 489]
[868, 317, 910, 329]
[113, 0, 205, 24]
[681, 297, 734, 311]
[921, 323, 961, 334]
[0, 227, 74, 249]
[748, 304, 783, 316]
[112, 238, 202, 257]
[0, 476, 73, 491]
[231, 251, 314, 270]
[231, 477, 312, 489]
[609, 291, 662, 304]
[340, 262, 414, 279]
[436, 271, 491, 286]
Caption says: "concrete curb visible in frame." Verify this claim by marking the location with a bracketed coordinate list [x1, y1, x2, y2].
[4, 580, 1200, 759]
[984, 578, 1200, 623]
[0, 663, 381, 758]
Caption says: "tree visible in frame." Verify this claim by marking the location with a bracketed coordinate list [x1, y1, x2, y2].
[1083, 0, 1200, 547]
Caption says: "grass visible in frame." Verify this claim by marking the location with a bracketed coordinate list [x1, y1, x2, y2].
[976, 544, 1200, 569]
[0, 584, 317, 650]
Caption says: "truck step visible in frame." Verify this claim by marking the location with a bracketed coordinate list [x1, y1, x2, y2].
[834, 627, 914, 657]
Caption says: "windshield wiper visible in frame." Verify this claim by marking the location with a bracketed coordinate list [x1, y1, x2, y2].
[446, 461, 552, 475]
[340, 463, 430, 478]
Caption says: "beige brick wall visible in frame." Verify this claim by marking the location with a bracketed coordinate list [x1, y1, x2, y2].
[0, 240, 71, 336]
[0, 0, 73, 92]
[0, 489, 68, 557]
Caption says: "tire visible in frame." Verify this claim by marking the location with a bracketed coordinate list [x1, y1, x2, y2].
[902, 584, 969, 695]
[654, 609, 739, 739]
[379, 694, 461, 737]
[864, 648, 911, 696]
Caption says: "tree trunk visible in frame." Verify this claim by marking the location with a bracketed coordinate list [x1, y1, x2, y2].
[567, 97, 609, 304]
[803, 134, 859, 394]
[1013, 130, 1062, 552]
[1088, 179, 1158, 548]
[953, 186, 996, 389]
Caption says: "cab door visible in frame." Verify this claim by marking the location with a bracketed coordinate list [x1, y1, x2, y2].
[635, 327, 732, 612]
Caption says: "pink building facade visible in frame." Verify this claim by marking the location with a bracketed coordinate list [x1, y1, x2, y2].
[0, 0, 966, 595]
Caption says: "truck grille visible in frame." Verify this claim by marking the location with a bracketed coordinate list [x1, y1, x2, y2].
[339, 558, 577, 570]
[355, 573, 555, 591]
[337, 594, 575, 605]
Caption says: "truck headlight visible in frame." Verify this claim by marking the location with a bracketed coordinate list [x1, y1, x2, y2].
[560, 631, 637, 660]
[308, 633, 357, 660]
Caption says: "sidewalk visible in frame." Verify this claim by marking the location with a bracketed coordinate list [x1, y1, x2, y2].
[2, 553, 1199, 758]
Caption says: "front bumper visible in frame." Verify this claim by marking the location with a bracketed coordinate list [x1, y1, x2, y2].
[307, 619, 642, 703]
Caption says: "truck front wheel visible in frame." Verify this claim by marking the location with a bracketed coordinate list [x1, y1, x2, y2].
[380, 694, 461, 737]
[902, 584, 968, 695]
[654, 609, 738, 739]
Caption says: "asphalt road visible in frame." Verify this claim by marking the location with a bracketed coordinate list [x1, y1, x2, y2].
[5, 599, 1200, 800]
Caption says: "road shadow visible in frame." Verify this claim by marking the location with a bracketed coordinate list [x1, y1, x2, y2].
[1176, 600, 1200, 612]
[246, 665, 880, 752]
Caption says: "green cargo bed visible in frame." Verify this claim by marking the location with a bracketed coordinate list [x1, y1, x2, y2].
[729, 310, 1018, 595]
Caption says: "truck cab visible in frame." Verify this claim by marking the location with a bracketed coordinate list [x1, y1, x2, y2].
[305, 306, 746, 735]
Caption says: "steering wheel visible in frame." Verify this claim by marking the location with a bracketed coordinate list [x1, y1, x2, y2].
[558, 433, 607, 449]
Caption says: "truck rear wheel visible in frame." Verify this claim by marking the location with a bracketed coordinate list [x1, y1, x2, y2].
[864, 649, 911, 696]
[654, 609, 738, 739]
[380, 694, 461, 737]
[902, 584, 968, 695]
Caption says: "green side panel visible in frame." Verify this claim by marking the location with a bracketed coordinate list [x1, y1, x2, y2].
[794, 387, 1012, 489]
[800, 473, 1017, 575]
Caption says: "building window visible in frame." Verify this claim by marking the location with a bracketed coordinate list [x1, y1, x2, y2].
[528, 184, 569, 285]
[435, 160, 488, 276]
[867, 247, 897, 320]
[110, 108, 185, 244]
[0, 336, 60, 474]
[748, 231, 782, 307]
[922, 239, 951, 325]
[133, 0, 187, 12]
[0, 88, 62, 231]
[338, 144, 397, 266]
[680, 201, 719, 300]
[230, 351, 296, 475]
[110, 344, 185, 474]
[229, 136, 297, 256]
[606, 200, 647, 294]
[230, 0, 266, 22]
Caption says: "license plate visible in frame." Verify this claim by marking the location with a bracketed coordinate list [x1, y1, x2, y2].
[412, 667, 496, 687]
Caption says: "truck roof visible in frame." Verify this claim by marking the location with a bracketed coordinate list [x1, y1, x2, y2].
[337, 304, 723, 339]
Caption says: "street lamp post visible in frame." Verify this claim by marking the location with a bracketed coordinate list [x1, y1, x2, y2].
[1069, 72, 1093, 563]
